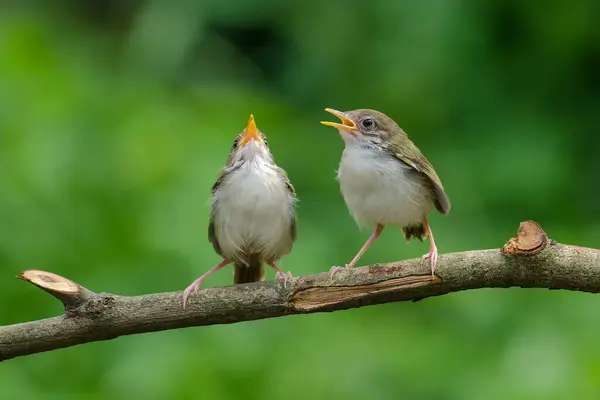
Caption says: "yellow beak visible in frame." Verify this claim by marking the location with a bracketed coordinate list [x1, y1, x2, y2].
[320, 108, 357, 133]
[239, 114, 263, 146]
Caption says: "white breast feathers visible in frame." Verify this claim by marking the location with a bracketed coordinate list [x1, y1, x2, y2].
[211, 157, 295, 265]
[337, 145, 432, 228]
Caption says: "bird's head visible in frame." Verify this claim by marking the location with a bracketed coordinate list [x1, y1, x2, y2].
[227, 114, 273, 166]
[321, 108, 406, 150]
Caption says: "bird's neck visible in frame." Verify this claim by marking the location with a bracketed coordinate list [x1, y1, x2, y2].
[225, 147, 275, 174]
[340, 132, 389, 153]
[220, 155, 282, 193]
[342, 139, 390, 160]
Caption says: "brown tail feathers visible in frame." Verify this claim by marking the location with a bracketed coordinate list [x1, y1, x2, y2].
[402, 224, 428, 242]
[233, 262, 266, 284]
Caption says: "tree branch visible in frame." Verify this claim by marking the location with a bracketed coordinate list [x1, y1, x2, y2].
[1, 221, 599, 361]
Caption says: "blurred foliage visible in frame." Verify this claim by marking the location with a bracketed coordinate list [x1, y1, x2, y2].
[1, 0, 600, 398]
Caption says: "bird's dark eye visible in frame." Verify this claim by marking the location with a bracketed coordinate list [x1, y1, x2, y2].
[362, 118, 375, 129]
[232, 138, 240, 148]
[263, 139, 268, 147]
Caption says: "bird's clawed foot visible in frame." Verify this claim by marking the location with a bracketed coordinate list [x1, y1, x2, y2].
[421, 245, 438, 276]
[330, 264, 351, 280]
[182, 278, 205, 310]
[268, 262, 292, 288]
[275, 271, 293, 288]
[182, 258, 231, 310]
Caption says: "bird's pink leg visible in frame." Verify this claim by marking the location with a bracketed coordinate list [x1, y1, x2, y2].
[331, 223, 385, 278]
[182, 259, 231, 309]
[267, 262, 292, 288]
[421, 219, 438, 276]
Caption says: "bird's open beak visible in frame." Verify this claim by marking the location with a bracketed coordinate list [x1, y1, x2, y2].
[320, 108, 357, 134]
[239, 114, 264, 146]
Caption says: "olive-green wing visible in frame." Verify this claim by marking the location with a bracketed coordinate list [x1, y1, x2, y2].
[208, 169, 225, 255]
[211, 168, 226, 194]
[207, 217, 222, 256]
[394, 152, 451, 215]
[279, 167, 298, 243]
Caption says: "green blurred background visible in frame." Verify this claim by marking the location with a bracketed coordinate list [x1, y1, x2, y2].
[1, 0, 599, 398]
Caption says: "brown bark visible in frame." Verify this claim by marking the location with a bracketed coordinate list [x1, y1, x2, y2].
[1, 221, 598, 362]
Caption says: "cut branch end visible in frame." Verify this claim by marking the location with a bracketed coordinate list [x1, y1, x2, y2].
[18, 269, 95, 311]
[501, 220, 548, 255]
[19, 270, 82, 295]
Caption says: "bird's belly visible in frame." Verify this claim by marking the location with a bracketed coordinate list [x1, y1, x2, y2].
[338, 153, 431, 228]
[212, 168, 294, 263]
